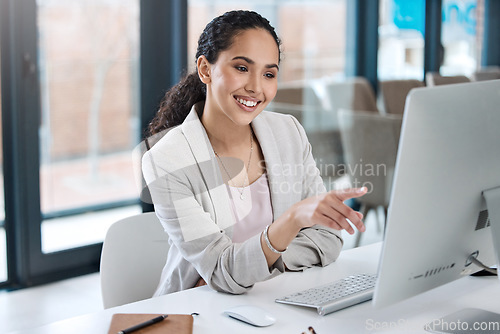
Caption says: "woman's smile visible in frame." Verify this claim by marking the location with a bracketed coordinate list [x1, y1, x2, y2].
[234, 95, 261, 112]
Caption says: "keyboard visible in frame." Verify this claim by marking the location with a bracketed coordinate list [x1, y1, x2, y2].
[275, 273, 377, 316]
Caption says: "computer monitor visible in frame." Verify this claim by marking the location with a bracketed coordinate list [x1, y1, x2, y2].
[373, 80, 500, 324]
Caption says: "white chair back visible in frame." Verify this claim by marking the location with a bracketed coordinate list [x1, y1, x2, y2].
[100, 212, 168, 309]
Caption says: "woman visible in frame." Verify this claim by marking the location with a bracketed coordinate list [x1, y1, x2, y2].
[142, 10, 367, 296]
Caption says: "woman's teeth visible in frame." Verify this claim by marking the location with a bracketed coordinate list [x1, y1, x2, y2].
[236, 98, 258, 107]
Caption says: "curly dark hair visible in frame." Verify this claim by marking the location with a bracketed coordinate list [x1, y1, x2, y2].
[147, 10, 281, 136]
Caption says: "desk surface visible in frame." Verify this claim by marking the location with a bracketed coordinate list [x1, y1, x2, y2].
[9, 242, 500, 334]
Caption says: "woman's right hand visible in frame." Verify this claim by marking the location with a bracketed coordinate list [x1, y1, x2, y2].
[289, 187, 367, 235]
[260, 187, 368, 267]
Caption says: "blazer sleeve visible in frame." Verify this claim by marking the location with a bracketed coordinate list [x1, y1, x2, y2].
[142, 146, 285, 295]
[281, 115, 344, 271]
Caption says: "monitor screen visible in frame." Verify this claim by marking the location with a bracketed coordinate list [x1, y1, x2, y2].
[373, 79, 500, 309]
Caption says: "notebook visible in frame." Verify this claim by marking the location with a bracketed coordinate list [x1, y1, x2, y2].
[107, 313, 194, 334]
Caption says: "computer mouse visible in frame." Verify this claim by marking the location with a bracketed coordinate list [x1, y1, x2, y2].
[223, 305, 276, 327]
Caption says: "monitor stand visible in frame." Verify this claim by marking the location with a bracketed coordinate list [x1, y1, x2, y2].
[483, 185, 500, 268]
[424, 185, 500, 334]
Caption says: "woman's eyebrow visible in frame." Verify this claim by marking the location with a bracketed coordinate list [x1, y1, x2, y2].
[232, 56, 279, 70]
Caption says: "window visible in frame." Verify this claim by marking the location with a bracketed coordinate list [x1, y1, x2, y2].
[378, 0, 425, 80]
[37, 0, 141, 253]
[441, 0, 483, 76]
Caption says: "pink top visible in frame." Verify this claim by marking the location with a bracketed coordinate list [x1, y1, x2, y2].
[227, 173, 274, 243]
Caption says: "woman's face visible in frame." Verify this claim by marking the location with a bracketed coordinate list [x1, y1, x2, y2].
[200, 28, 279, 127]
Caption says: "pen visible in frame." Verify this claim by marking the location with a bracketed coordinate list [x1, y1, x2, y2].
[117, 314, 168, 334]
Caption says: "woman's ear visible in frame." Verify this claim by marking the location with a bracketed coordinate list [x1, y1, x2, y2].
[197, 56, 211, 84]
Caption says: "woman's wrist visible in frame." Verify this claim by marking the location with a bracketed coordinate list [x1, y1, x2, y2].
[263, 225, 287, 254]
[260, 209, 304, 266]
[287, 203, 305, 231]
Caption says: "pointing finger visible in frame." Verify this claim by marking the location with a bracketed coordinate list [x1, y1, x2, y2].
[333, 187, 367, 202]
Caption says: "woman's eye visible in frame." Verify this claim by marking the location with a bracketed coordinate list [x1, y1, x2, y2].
[265, 73, 276, 79]
[236, 66, 248, 72]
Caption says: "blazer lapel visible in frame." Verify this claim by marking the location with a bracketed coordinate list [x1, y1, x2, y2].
[252, 113, 289, 219]
[181, 104, 234, 231]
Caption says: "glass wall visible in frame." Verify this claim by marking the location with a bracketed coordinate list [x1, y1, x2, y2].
[378, 0, 425, 80]
[441, 0, 483, 76]
[37, 0, 141, 253]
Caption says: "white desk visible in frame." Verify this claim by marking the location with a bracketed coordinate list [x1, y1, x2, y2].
[8, 242, 500, 333]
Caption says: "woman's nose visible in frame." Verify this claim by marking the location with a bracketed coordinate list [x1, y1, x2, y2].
[245, 73, 261, 94]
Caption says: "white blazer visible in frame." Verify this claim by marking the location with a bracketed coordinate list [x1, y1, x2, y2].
[142, 103, 343, 296]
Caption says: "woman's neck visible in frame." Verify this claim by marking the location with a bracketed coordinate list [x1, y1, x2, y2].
[201, 107, 253, 155]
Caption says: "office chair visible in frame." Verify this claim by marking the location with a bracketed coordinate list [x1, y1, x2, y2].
[270, 82, 345, 178]
[472, 67, 500, 81]
[378, 79, 424, 115]
[323, 77, 378, 115]
[425, 72, 470, 86]
[100, 212, 169, 309]
[338, 109, 403, 247]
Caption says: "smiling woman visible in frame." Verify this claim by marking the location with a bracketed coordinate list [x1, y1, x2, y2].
[142, 10, 367, 297]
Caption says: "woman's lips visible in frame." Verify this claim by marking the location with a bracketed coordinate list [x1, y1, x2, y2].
[234, 96, 261, 111]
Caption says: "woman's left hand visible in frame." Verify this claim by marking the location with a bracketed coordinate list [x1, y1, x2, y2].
[195, 278, 207, 287]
